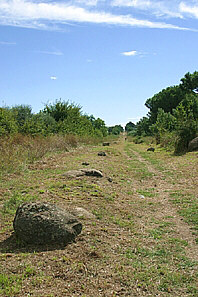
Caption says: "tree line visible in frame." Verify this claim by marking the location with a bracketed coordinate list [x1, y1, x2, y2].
[134, 71, 198, 153]
[0, 100, 108, 138]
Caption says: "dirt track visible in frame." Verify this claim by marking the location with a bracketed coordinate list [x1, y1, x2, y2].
[0, 138, 198, 296]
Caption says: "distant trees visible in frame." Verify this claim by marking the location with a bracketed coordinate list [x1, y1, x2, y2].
[135, 71, 198, 152]
[0, 100, 108, 138]
[108, 125, 124, 135]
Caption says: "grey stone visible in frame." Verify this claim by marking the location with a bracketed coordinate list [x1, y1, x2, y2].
[82, 162, 89, 166]
[98, 151, 106, 156]
[103, 142, 110, 146]
[63, 170, 86, 178]
[63, 169, 103, 178]
[147, 147, 155, 152]
[13, 202, 82, 245]
[188, 137, 198, 152]
[107, 177, 113, 182]
[70, 207, 95, 219]
[82, 169, 103, 177]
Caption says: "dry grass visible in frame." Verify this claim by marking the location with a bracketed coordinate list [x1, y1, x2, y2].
[0, 137, 197, 297]
[0, 134, 103, 176]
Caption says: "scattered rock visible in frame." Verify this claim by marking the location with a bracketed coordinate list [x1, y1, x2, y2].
[103, 142, 110, 146]
[82, 162, 89, 166]
[63, 169, 103, 178]
[63, 170, 86, 178]
[70, 207, 95, 219]
[147, 147, 155, 152]
[107, 177, 113, 182]
[139, 195, 145, 199]
[13, 202, 82, 245]
[98, 151, 106, 156]
[188, 136, 198, 152]
[82, 169, 103, 177]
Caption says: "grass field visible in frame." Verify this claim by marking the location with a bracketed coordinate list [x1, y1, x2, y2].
[0, 137, 197, 297]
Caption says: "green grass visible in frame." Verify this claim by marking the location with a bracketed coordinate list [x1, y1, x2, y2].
[1, 191, 37, 215]
[170, 191, 198, 243]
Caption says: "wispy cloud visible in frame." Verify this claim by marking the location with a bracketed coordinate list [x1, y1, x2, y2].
[0, 0, 191, 31]
[0, 41, 16, 45]
[121, 50, 138, 56]
[111, 0, 184, 19]
[35, 50, 63, 56]
[179, 2, 198, 18]
[50, 76, 57, 80]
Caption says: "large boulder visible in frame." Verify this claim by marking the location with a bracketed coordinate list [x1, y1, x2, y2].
[13, 202, 82, 245]
[188, 137, 198, 152]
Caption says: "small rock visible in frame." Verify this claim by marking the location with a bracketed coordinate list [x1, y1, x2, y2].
[107, 177, 113, 182]
[139, 195, 145, 199]
[82, 162, 89, 166]
[63, 170, 85, 178]
[70, 207, 95, 219]
[188, 136, 198, 152]
[63, 169, 103, 178]
[147, 147, 155, 152]
[103, 142, 110, 146]
[98, 151, 106, 156]
[81, 169, 103, 177]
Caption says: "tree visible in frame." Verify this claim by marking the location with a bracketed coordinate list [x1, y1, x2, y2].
[11, 105, 32, 130]
[145, 85, 184, 124]
[125, 121, 136, 133]
[0, 107, 18, 136]
[180, 71, 198, 93]
[43, 100, 82, 122]
[135, 117, 151, 136]
[173, 93, 198, 153]
[108, 125, 123, 135]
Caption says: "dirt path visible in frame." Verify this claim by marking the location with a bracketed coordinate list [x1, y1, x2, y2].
[125, 143, 198, 261]
[0, 138, 198, 297]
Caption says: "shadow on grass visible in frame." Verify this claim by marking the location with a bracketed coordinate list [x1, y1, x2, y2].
[0, 233, 73, 253]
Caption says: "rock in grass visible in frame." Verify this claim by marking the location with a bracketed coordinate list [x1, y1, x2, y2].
[188, 136, 198, 152]
[13, 202, 82, 245]
[103, 142, 110, 146]
[147, 147, 155, 152]
[82, 162, 89, 166]
[98, 151, 106, 156]
[82, 169, 103, 177]
[64, 169, 103, 178]
[64, 170, 86, 178]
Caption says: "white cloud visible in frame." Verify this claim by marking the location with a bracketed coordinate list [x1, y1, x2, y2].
[0, 41, 16, 45]
[50, 76, 57, 80]
[0, 0, 190, 30]
[121, 50, 138, 56]
[75, 0, 99, 6]
[179, 2, 198, 18]
[111, 0, 184, 19]
[36, 50, 63, 55]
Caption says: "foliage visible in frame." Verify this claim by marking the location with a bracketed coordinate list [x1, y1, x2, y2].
[137, 71, 198, 152]
[11, 105, 32, 132]
[151, 108, 176, 144]
[0, 107, 18, 136]
[108, 125, 124, 135]
[174, 93, 198, 153]
[125, 121, 136, 133]
[0, 99, 107, 138]
[145, 85, 184, 123]
[135, 117, 152, 136]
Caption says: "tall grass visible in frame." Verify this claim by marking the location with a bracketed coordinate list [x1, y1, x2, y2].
[0, 134, 102, 176]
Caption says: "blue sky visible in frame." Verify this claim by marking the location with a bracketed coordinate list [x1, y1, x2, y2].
[0, 0, 198, 126]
